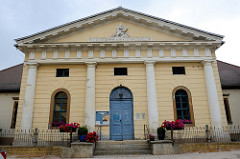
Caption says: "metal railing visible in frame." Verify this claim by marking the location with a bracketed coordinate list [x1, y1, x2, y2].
[0, 128, 78, 147]
[167, 125, 240, 144]
[1, 125, 240, 146]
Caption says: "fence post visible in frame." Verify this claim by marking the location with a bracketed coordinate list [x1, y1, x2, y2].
[171, 126, 174, 145]
[33, 128, 38, 146]
[206, 125, 211, 142]
[144, 124, 146, 140]
[69, 127, 72, 147]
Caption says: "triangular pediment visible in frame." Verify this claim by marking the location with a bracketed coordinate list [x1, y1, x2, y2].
[53, 20, 189, 43]
[15, 7, 224, 45]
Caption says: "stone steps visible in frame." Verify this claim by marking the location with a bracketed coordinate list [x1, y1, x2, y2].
[94, 140, 151, 155]
[94, 149, 152, 155]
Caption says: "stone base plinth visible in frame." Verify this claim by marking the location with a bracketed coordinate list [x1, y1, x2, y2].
[62, 141, 94, 158]
[150, 140, 180, 155]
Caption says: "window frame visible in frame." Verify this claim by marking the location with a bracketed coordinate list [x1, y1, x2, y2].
[223, 97, 232, 124]
[49, 88, 71, 128]
[56, 69, 69, 77]
[172, 86, 195, 126]
[114, 67, 128, 76]
[172, 67, 186, 75]
[10, 97, 19, 129]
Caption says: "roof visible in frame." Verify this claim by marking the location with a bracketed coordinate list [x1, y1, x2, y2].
[0, 64, 23, 92]
[15, 7, 223, 42]
[217, 61, 240, 89]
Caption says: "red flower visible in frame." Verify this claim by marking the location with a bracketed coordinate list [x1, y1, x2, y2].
[85, 131, 99, 143]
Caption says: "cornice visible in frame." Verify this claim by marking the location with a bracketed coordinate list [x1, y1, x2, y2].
[17, 41, 222, 52]
[15, 8, 223, 45]
[26, 56, 214, 65]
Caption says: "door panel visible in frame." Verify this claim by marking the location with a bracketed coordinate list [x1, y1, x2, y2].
[110, 87, 134, 140]
[122, 100, 134, 140]
[110, 101, 122, 140]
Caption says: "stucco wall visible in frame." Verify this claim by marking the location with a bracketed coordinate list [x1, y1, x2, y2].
[95, 63, 148, 139]
[16, 61, 227, 138]
[34, 64, 86, 128]
[0, 92, 19, 129]
[222, 89, 240, 125]
[16, 64, 87, 129]
[155, 62, 210, 126]
[154, 62, 227, 127]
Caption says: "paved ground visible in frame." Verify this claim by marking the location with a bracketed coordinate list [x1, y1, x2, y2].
[7, 150, 240, 159]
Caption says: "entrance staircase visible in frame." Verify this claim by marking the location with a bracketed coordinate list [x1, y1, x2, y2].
[94, 140, 151, 155]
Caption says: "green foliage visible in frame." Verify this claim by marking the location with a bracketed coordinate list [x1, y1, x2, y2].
[157, 127, 165, 135]
[78, 126, 88, 135]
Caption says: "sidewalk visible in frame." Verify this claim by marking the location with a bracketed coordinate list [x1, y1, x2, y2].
[7, 150, 240, 159]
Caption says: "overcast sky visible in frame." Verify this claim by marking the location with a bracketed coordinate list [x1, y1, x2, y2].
[0, 0, 240, 70]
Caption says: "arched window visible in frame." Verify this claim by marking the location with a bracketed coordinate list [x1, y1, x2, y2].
[49, 89, 70, 127]
[173, 87, 194, 125]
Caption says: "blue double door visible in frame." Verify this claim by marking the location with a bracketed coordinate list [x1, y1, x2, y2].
[110, 87, 134, 140]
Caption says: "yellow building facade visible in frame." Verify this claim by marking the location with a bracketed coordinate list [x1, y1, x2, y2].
[15, 7, 227, 140]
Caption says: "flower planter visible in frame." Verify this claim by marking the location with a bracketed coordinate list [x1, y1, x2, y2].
[158, 134, 165, 140]
[166, 127, 183, 130]
[149, 137, 155, 141]
[166, 127, 172, 130]
[79, 135, 86, 142]
[174, 127, 183, 130]
[72, 128, 77, 132]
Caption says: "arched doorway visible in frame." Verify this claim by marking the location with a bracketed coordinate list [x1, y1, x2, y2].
[110, 86, 134, 140]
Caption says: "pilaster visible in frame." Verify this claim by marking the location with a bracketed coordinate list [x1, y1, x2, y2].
[20, 63, 38, 130]
[202, 60, 222, 129]
[84, 62, 97, 132]
[144, 60, 159, 134]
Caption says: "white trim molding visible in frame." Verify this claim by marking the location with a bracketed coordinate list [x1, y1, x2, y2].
[124, 48, 129, 57]
[53, 50, 58, 59]
[65, 50, 70, 58]
[77, 49, 82, 58]
[147, 48, 152, 57]
[29, 51, 35, 59]
[41, 50, 46, 59]
[182, 49, 187, 56]
[171, 49, 176, 56]
[194, 48, 199, 56]
[100, 49, 105, 58]
[88, 50, 93, 58]
[205, 48, 211, 56]
[159, 49, 164, 57]
[135, 48, 140, 57]
[112, 49, 117, 58]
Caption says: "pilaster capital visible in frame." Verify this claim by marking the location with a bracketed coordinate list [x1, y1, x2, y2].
[25, 62, 39, 69]
[85, 62, 97, 68]
[144, 60, 156, 65]
[201, 60, 214, 66]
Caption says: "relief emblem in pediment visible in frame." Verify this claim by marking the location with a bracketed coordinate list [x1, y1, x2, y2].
[53, 20, 189, 43]
[111, 23, 130, 38]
